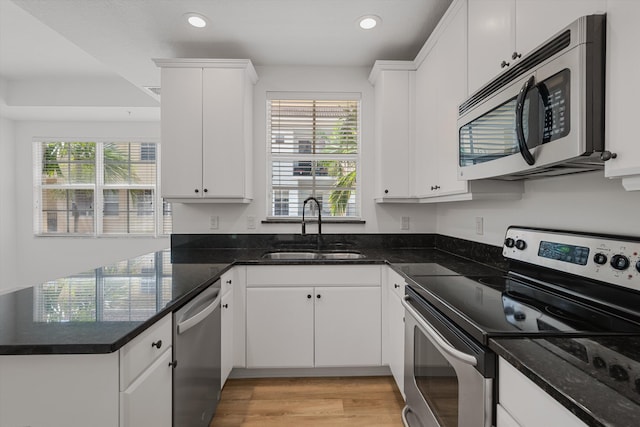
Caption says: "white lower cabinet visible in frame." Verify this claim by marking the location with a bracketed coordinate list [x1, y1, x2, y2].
[315, 286, 381, 367]
[385, 268, 406, 398]
[498, 357, 586, 427]
[0, 353, 120, 427]
[0, 314, 173, 427]
[119, 314, 173, 427]
[247, 286, 315, 368]
[221, 288, 235, 384]
[245, 265, 382, 369]
[120, 347, 173, 427]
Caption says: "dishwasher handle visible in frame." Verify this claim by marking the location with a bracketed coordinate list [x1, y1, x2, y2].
[177, 292, 221, 335]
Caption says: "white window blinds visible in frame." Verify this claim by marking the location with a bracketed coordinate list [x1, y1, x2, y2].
[267, 97, 360, 218]
[34, 141, 171, 236]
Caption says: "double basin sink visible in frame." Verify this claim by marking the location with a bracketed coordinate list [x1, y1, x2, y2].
[262, 250, 366, 260]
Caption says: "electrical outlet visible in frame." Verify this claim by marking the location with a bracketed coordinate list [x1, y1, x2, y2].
[210, 215, 219, 230]
[401, 216, 410, 230]
[475, 217, 484, 235]
[247, 216, 256, 229]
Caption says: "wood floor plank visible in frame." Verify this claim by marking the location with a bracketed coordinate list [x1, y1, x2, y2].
[210, 376, 404, 427]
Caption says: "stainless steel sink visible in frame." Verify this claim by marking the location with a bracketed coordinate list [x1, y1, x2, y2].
[262, 251, 320, 260]
[262, 250, 365, 260]
[320, 251, 366, 260]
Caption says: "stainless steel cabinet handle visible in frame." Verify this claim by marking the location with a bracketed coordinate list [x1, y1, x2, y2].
[402, 296, 477, 366]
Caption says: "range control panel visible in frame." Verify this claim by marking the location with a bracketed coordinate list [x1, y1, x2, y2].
[503, 227, 640, 291]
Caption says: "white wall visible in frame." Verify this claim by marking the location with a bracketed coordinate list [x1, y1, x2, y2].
[13, 120, 169, 288]
[436, 171, 640, 246]
[172, 65, 438, 235]
[0, 116, 18, 292]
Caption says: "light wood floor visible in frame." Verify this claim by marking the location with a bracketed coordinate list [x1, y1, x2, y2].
[210, 376, 405, 426]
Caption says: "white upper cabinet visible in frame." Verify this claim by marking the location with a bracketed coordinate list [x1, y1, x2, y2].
[432, 1, 468, 197]
[468, 0, 606, 95]
[515, 0, 606, 56]
[155, 59, 257, 202]
[467, 0, 516, 95]
[604, 0, 640, 190]
[370, 63, 414, 201]
[414, 0, 522, 201]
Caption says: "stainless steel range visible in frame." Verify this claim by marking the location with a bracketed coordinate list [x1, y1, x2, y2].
[402, 226, 640, 427]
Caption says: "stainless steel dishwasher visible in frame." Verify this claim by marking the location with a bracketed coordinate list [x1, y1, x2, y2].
[173, 281, 221, 427]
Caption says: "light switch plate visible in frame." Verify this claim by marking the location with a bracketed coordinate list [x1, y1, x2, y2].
[247, 216, 256, 229]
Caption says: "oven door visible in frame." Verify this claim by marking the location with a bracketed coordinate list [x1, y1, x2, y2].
[402, 289, 494, 427]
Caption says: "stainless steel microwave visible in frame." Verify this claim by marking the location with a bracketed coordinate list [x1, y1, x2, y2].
[457, 14, 606, 181]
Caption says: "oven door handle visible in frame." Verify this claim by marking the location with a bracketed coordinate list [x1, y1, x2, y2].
[402, 296, 478, 367]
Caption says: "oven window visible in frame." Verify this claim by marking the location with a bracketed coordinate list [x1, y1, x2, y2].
[415, 328, 459, 427]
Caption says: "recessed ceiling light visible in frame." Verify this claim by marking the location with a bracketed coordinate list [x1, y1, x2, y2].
[359, 15, 381, 30]
[185, 13, 208, 28]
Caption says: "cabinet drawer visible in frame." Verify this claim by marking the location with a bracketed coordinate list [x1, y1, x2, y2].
[387, 267, 406, 298]
[247, 265, 381, 287]
[120, 314, 172, 390]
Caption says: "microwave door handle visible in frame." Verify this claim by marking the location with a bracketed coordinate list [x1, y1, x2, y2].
[515, 75, 536, 166]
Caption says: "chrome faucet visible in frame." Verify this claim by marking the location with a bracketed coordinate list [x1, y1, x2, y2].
[301, 197, 322, 246]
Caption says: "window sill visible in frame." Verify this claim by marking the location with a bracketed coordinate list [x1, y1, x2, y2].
[262, 218, 365, 225]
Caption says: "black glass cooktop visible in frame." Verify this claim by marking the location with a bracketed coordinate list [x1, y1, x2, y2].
[407, 272, 640, 346]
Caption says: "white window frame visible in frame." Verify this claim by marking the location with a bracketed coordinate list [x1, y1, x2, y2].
[33, 138, 170, 237]
[266, 91, 362, 220]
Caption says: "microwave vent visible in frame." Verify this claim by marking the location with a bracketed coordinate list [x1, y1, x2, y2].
[459, 30, 571, 117]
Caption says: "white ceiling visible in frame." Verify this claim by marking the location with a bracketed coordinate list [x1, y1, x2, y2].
[0, 0, 452, 120]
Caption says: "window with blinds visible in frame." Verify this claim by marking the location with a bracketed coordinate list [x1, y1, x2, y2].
[267, 96, 360, 218]
[34, 141, 171, 236]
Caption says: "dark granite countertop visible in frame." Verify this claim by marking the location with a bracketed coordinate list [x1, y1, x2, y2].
[491, 337, 640, 427]
[0, 233, 501, 356]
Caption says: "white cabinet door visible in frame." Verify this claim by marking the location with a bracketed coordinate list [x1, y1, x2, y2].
[414, 46, 439, 197]
[604, 0, 640, 189]
[314, 286, 382, 367]
[202, 67, 248, 199]
[160, 67, 204, 199]
[120, 347, 173, 427]
[467, 0, 515, 94]
[156, 59, 256, 201]
[373, 68, 413, 199]
[515, 0, 606, 57]
[468, 0, 606, 95]
[221, 289, 234, 386]
[434, 0, 468, 196]
[246, 287, 314, 368]
[387, 290, 405, 398]
[414, 0, 468, 198]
